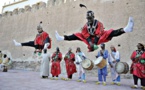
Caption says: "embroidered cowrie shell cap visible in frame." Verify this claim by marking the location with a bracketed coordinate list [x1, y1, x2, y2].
[87, 10, 94, 17]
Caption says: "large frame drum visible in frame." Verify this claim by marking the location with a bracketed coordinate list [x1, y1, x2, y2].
[94, 56, 106, 69]
[115, 62, 129, 74]
[82, 59, 94, 70]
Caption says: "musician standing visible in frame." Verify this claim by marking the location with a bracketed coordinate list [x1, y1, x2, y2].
[75, 47, 86, 83]
[130, 43, 145, 89]
[40, 49, 50, 79]
[108, 45, 121, 86]
[64, 48, 76, 80]
[51, 47, 62, 80]
[96, 44, 108, 86]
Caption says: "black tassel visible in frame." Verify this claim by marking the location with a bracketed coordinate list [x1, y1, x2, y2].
[79, 4, 87, 9]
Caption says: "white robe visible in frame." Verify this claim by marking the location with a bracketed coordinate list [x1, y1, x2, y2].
[108, 51, 120, 81]
[75, 53, 85, 78]
[40, 52, 50, 77]
[60, 55, 67, 76]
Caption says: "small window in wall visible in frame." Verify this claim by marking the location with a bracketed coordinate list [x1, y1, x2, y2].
[64, 0, 66, 3]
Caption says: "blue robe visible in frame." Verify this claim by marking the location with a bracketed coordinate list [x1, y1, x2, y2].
[96, 50, 108, 82]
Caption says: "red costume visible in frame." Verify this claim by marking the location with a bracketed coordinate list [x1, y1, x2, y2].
[74, 21, 113, 49]
[34, 31, 51, 49]
[130, 51, 145, 78]
[64, 52, 77, 77]
[51, 52, 62, 76]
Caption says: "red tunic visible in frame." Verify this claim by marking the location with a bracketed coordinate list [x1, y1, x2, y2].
[34, 31, 51, 49]
[51, 52, 62, 76]
[64, 52, 77, 76]
[130, 51, 145, 78]
[74, 21, 113, 49]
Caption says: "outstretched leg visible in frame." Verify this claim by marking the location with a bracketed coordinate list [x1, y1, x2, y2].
[13, 40, 35, 47]
[108, 17, 134, 38]
[55, 31, 80, 41]
[108, 28, 125, 38]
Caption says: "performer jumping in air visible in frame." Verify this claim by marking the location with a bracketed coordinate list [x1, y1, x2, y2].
[13, 21, 51, 52]
[55, 10, 134, 52]
[51, 47, 62, 80]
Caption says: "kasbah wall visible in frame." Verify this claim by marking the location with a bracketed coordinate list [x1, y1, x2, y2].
[0, 0, 145, 65]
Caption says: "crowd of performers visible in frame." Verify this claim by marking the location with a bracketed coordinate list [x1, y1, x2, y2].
[12, 43, 145, 89]
[11, 10, 145, 89]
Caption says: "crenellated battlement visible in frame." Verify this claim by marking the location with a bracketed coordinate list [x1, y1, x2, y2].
[0, 0, 77, 18]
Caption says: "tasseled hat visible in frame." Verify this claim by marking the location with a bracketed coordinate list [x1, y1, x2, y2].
[79, 4, 94, 17]
[87, 10, 94, 17]
[37, 21, 43, 30]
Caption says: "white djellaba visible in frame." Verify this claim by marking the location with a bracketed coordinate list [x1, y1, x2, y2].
[40, 49, 50, 78]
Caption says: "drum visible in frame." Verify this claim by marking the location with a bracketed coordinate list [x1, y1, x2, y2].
[94, 56, 106, 69]
[82, 59, 94, 70]
[115, 62, 129, 74]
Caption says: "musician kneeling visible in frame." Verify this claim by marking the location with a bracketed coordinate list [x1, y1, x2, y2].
[75, 47, 86, 83]
[108, 45, 121, 86]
